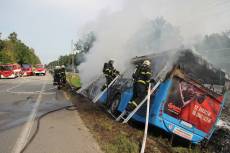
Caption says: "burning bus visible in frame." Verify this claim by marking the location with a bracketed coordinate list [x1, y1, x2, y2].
[80, 49, 228, 144]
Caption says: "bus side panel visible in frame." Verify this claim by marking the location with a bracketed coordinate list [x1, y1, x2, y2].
[117, 80, 172, 125]
[162, 116, 205, 143]
[99, 92, 108, 104]
[161, 77, 224, 143]
[117, 88, 133, 112]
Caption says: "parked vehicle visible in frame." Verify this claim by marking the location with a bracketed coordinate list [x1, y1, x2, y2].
[34, 64, 46, 76]
[0, 64, 18, 79]
[82, 49, 228, 144]
[21, 64, 33, 76]
[12, 64, 22, 77]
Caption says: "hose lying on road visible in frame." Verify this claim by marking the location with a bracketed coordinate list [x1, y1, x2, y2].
[19, 105, 77, 153]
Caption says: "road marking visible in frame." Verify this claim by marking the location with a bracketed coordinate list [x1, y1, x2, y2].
[11, 82, 47, 153]
[63, 91, 71, 100]
[6, 80, 56, 95]
[5, 78, 28, 93]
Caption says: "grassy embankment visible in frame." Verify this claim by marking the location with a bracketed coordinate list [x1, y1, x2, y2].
[66, 72, 81, 89]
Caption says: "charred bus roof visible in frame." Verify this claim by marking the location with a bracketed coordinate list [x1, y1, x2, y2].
[131, 49, 227, 86]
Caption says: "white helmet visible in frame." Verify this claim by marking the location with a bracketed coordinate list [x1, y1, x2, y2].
[109, 59, 115, 65]
[61, 65, 65, 68]
[55, 66, 61, 69]
[143, 60, 151, 66]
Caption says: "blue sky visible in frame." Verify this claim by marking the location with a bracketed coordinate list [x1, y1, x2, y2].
[0, 0, 123, 63]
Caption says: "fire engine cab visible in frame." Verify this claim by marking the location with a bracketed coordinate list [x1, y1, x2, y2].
[0, 64, 18, 79]
[34, 64, 46, 76]
[21, 64, 33, 76]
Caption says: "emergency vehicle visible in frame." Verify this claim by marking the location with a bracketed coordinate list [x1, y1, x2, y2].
[12, 64, 22, 77]
[82, 49, 227, 144]
[21, 64, 33, 76]
[0, 64, 18, 79]
[33, 64, 46, 76]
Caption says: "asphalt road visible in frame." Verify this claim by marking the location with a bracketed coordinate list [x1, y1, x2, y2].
[0, 75, 103, 153]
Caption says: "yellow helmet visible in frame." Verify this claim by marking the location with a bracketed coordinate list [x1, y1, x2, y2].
[143, 60, 151, 66]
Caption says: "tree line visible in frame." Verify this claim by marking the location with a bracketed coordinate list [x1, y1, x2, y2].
[0, 32, 41, 65]
[47, 32, 96, 70]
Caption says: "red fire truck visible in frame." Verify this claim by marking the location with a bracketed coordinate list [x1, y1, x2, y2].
[21, 64, 33, 76]
[34, 64, 46, 76]
[0, 64, 19, 79]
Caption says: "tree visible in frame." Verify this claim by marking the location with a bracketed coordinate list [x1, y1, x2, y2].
[0, 32, 41, 65]
[8, 32, 18, 42]
[75, 32, 96, 53]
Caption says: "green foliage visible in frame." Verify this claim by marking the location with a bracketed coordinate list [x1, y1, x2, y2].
[75, 31, 96, 54]
[0, 32, 41, 65]
[196, 33, 230, 50]
[66, 72, 81, 88]
[8, 32, 17, 42]
[195, 32, 230, 72]
[47, 32, 96, 68]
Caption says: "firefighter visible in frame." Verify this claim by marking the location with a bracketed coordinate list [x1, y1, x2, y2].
[102, 59, 120, 91]
[126, 60, 152, 112]
[53, 66, 61, 85]
[60, 65, 66, 84]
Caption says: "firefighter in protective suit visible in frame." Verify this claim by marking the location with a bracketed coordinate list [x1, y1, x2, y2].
[60, 65, 66, 84]
[102, 59, 120, 91]
[126, 60, 152, 112]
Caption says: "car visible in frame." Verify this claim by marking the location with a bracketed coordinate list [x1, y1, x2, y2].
[33, 64, 46, 76]
[0, 64, 18, 79]
[21, 64, 33, 76]
[82, 49, 227, 144]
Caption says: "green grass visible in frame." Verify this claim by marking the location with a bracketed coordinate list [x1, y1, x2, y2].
[104, 134, 139, 153]
[66, 72, 81, 88]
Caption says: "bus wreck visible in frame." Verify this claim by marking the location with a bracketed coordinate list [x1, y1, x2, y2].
[79, 49, 228, 144]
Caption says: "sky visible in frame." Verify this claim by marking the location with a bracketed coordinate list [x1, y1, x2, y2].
[1, 0, 230, 64]
[0, 0, 123, 64]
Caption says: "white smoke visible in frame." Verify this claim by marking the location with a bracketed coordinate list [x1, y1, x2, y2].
[78, 0, 230, 86]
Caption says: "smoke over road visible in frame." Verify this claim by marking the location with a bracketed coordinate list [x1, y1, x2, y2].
[78, 0, 230, 86]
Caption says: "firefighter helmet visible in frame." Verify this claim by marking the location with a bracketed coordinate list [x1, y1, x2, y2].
[55, 66, 61, 69]
[143, 60, 151, 66]
[109, 59, 114, 65]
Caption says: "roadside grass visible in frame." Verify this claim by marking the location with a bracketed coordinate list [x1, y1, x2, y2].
[66, 72, 81, 88]
[69, 93, 203, 153]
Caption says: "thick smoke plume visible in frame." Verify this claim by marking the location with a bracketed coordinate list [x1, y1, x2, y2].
[78, 0, 230, 86]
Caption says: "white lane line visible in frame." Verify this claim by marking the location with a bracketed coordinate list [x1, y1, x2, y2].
[7, 87, 56, 95]
[11, 82, 47, 153]
[3, 78, 29, 93]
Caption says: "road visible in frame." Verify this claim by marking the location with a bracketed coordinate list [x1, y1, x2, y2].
[0, 75, 103, 153]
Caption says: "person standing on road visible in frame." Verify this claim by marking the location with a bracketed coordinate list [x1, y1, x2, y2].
[61, 65, 66, 84]
[53, 66, 61, 85]
[126, 60, 152, 112]
[102, 59, 120, 91]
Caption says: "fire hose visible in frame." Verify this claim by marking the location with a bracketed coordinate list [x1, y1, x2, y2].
[19, 105, 77, 153]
